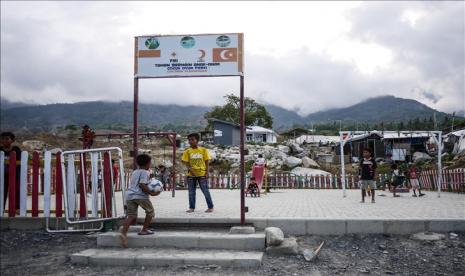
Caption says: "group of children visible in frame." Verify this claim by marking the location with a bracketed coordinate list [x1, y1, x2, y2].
[359, 148, 426, 204]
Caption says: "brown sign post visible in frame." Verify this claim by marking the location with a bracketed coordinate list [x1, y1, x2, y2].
[133, 33, 246, 224]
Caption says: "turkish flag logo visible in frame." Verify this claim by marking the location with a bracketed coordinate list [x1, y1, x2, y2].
[212, 48, 238, 62]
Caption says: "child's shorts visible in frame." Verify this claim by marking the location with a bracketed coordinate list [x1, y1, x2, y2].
[410, 179, 420, 189]
[126, 199, 154, 217]
[360, 180, 376, 190]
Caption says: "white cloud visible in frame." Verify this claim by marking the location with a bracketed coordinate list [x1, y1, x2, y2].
[1, 1, 463, 114]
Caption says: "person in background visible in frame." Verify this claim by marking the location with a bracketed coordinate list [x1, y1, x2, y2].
[359, 148, 377, 203]
[182, 133, 214, 213]
[112, 159, 120, 186]
[247, 177, 259, 197]
[408, 164, 425, 197]
[254, 154, 266, 166]
[156, 164, 170, 191]
[81, 125, 95, 149]
[0, 132, 22, 209]
[390, 163, 402, 197]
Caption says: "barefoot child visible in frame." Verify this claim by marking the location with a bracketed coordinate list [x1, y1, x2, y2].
[359, 148, 377, 203]
[409, 164, 425, 197]
[120, 154, 160, 247]
[248, 177, 259, 197]
[182, 133, 214, 213]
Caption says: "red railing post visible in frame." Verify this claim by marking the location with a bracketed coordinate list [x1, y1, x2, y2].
[55, 152, 63, 217]
[103, 152, 112, 217]
[7, 151, 17, 217]
[78, 154, 87, 218]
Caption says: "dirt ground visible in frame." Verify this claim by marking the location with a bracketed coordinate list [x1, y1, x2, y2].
[1, 230, 464, 276]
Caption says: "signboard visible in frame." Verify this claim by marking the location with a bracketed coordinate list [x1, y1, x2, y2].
[135, 33, 243, 78]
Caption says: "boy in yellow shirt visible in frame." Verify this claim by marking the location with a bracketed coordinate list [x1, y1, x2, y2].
[182, 133, 214, 213]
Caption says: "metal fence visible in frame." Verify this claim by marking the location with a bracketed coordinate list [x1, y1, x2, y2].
[1, 150, 464, 218]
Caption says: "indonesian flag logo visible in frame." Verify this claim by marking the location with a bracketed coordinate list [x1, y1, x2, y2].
[212, 48, 238, 62]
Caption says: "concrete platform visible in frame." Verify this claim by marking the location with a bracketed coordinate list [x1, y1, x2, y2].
[70, 248, 264, 268]
[98, 229, 266, 250]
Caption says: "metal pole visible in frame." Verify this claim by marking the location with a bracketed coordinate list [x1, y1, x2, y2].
[172, 134, 176, 198]
[339, 132, 347, 197]
[240, 75, 245, 225]
[437, 132, 442, 198]
[133, 77, 139, 169]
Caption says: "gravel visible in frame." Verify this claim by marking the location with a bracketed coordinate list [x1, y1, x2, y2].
[1, 230, 465, 275]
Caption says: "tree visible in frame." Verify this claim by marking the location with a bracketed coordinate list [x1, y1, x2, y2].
[204, 94, 273, 128]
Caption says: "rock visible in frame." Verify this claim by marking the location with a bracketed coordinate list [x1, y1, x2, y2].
[301, 156, 320, 168]
[290, 167, 330, 176]
[265, 227, 284, 246]
[159, 159, 173, 168]
[277, 145, 290, 154]
[450, 232, 458, 239]
[412, 232, 445, 241]
[266, 237, 299, 255]
[285, 156, 302, 168]
[271, 150, 288, 160]
[413, 152, 432, 162]
[49, 148, 62, 154]
[22, 140, 45, 150]
[288, 143, 304, 153]
[207, 149, 216, 161]
[378, 244, 387, 250]
[229, 226, 255, 234]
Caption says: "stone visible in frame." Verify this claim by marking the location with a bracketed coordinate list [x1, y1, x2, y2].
[412, 232, 445, 241]
[285, 156, 302, 168]
[49, 148, 63, 154]
[288, 143, 304, 153]
[207, 149, 217, 161]
[265, 227, 284, 246]
[271, 150, 288, 160]
[277, 145, 290, 154]
[229, 226, 255, 234]
[22, 140, 45, 150]
[290, 167, 330, 176]
[266, 237, 299, 255]
[301, 156, 320, 168]
[413, 152, 432, 162]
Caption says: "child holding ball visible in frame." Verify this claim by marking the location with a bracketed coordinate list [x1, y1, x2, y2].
[119, 154, 160, 247]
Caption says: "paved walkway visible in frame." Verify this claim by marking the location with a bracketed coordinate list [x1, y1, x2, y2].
[120, 189, 465, 220]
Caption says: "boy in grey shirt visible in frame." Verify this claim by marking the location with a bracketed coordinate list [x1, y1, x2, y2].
[120, 154, 160, 247]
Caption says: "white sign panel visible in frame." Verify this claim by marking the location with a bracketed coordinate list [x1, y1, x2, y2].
[214, 130, 223, 137]
[135, 33, 243, 78]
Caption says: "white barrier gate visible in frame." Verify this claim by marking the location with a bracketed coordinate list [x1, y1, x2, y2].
[46, 147, 126, 233]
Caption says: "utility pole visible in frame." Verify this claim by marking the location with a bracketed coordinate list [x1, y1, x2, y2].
[433, 112, 437, 130]
[451, 112, 455, 131]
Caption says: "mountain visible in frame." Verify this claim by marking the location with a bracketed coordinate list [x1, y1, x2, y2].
[0, 98, 34, 109]
[0, 95, 454, 131]
[304, 95, 449, 124]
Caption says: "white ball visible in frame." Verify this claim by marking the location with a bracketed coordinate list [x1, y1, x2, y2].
[148, 179, 163, 193]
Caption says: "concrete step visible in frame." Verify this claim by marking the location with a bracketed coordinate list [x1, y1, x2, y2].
[71, 248, 263, 268]
[97, 228, 265, 250]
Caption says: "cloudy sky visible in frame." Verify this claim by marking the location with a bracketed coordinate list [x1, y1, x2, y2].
[1, 1, 464, 115]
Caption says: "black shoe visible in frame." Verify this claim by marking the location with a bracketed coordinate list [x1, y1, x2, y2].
[412, 194, 417, 197]
[419, 193, 426, 197]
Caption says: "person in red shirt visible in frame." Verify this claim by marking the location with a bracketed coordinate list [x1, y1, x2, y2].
[408, 164, 425, 197]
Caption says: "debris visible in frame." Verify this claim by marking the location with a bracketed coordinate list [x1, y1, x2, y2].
[412, 232, 445, 241]
[303, 241, 325, 262]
